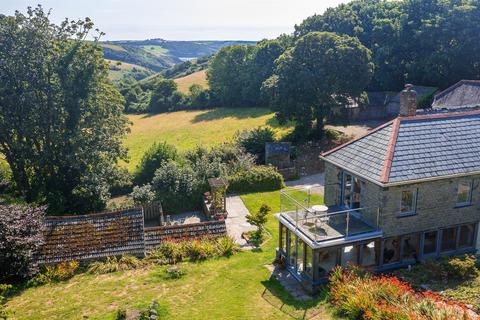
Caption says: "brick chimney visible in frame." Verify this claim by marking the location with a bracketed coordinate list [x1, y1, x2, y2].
[399, 84, 417, 117]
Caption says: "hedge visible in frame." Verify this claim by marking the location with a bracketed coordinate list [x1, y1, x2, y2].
[228, 166, 284, 193]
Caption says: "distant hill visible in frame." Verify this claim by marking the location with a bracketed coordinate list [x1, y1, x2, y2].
[100, 39, 255, 81]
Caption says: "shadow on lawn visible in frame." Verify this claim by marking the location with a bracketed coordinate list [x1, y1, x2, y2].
[260, 275, 330, 320]
[191, 108, 272, 123]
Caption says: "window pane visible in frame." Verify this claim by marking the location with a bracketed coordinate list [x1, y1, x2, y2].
[360, 241, 377, 266]
[318, 248, 338, 277]
[423, 231, 437, 255]
[441, 228, 457, 252]
[289, 234, 296, 266]
[352, 177, 362, 209]
[401, 190, 415, 213]
[383, 237, 400, 264]
[459, 224, 475, 248]
[457, 182, 472, 204]
[297, 239, 305, 273]
[402, 234, 420, 261]
[305, 245, 313, 278]
[343, 174, 352, 208]
[281, 225, 287, 252]
[341, 245, 359, 266]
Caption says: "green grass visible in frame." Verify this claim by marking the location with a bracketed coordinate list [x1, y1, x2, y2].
[174, 70, 208, 94]
[5, 190, 333, 319]
[106, 59, 151, 81]
[100, 43, 127, 52]
[141, 45, 169, 57]
[124, 108, 293, 172]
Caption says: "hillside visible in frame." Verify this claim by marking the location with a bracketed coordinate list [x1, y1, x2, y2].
[174, 70, 208, 94]
[106, 59, 154, 81]
[124, 108, 292, 171]
[101, 39, 255, 80]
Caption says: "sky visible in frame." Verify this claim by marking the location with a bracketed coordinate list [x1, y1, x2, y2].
[1, 0, 347, 41]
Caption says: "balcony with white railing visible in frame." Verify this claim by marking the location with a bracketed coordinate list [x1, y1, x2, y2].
[276, 187, 382, 247]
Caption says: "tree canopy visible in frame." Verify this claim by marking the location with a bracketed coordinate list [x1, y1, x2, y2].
[295, 0, 480, 90]
[264, 32, 373, 139]
[0, 7, 129, 214]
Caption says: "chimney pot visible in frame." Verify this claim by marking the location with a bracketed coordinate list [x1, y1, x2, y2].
[399, 84, 417, 117]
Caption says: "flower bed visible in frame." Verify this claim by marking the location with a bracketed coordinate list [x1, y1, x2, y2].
[329, 266, 478, 320]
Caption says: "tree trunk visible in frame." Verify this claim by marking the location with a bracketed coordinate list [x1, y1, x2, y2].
[315, 111, 325, 141]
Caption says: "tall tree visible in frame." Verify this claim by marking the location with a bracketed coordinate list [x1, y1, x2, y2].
[294, 0, 480, 90]
[0, 7, 129, 214]
[207, 45, 256, 107]
[264, 32, 373, 139]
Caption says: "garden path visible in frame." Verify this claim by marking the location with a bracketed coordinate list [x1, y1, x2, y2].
[225, 195, 256, 248]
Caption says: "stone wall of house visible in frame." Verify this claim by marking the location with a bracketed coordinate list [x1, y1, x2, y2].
[324, 162, 342, 207]
[324, 162, 480, 238]
[379, 176, 480, 237]
[324, 162, 382, 228]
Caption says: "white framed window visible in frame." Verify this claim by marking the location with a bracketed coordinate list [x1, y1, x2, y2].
[400, 189, 417, 215]
[456, 181, 472, 206]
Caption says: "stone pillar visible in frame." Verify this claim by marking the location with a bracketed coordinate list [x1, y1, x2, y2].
[399, 84, 417, 117]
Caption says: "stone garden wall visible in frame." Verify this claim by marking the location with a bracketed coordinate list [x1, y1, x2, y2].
[36, 208, 227, 264]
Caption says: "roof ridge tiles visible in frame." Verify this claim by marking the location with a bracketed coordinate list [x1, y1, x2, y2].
[380, 118, 400, 183]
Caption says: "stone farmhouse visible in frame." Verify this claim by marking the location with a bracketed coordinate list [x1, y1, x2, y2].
[276, 84, 480, 292]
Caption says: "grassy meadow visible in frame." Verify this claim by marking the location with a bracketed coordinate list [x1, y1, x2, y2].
[106, 59, 151, 82]
[5, 190, 332, 320]
[124, 108, 293, 171]
[174, 70, 208, 93]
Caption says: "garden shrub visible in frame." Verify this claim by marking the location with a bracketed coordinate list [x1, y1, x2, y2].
[214, 236, 240, 257]
[146, 236, 239, 264]
[443, 254, 478, 279]
[165, 266, 186, 279]
[130, 184, 156, 205]
[150, 160, 203, 213]
[329, 266, 475, 320]
[134, 142, 179, 186]
[152, 242, 185, 264]
[0, 205, 45, 282]
[228, 166, 284, 193]
[28, 260, 79, 287]
[87, 255, 142, 274]
[234, 127, 275, 164]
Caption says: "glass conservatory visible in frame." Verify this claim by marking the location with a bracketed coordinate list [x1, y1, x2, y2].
[275, 187, 382, 292]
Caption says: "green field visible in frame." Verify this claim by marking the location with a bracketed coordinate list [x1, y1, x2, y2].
[124, 108, 293, 171]
[106, 59, 152, 81]
[141, 45, 170, 57]
[5, 190, 332, 319]
[174, 70, 208, 94]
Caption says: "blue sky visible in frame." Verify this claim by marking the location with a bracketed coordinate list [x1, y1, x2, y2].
[1, 0, 346, 41]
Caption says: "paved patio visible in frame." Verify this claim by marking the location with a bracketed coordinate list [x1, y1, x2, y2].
[285, 173, 325, 195]
[225, 195, 256, 248]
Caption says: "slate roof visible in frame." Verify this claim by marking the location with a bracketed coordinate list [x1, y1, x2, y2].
[322, 110, 480, 185]
[432, 80, 480, 110]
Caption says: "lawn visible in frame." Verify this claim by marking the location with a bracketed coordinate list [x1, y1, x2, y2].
[124, 108, 293, 171]
[5, 190, 334, 320]
[174, 70, 208, 94]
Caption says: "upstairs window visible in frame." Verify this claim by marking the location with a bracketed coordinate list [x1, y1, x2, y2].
[400, 189, 417, 215]
[456, 181, 472, 206]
